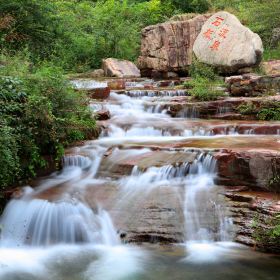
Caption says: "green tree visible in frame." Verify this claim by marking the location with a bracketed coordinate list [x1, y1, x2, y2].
[0, 0, 60, 58]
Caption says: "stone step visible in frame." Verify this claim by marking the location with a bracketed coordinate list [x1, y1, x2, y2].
[99, 119, 280, 136]
[94, 135, 280, 191]
[145, 95, 280, 119]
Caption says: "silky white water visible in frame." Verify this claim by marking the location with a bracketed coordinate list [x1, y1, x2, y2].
[0, 82, 279, 279]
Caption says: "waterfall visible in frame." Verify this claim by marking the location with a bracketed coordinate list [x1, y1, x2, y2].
[0, 198, 120, 247]
[118, 152, 232, 244]
[0, 147, 118, 248]
[62, 155, 92, 169]
[183, 154, 232, 242]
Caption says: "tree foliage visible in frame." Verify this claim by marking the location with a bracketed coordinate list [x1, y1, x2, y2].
[0, 54, 96, 190]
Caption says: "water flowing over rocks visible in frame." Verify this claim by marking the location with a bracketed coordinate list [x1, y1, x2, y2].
[71, 79, 110, 99]
[138, 14, 210, 77]
[193, 12, 263, 73]
[1, 73, 280, 280]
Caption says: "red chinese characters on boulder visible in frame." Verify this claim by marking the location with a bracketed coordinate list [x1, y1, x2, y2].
[218, 28, 229, 39]
[211, 16, 224, 27]
[210, 40, 220, 51]
[203, 16, 230, 51]
[203, 28, 214, 40]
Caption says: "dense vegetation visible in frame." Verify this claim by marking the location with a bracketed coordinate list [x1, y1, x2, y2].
[0, 0, 279, 193]
[1, 0, 279, 72]
[0, 54, 96, 195]
[183, 57, 225, 101]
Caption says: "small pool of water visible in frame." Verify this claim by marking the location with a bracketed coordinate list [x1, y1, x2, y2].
[1, 243, 279, 280]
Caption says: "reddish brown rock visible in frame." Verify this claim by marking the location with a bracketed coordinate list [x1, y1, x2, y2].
[87, 87, 110, 99]
[107, 79, 126, 90]
[226, 73, 280, 96]
[226, 190, 280, 253]
[138, 14, 210, 76]
[215, 150, 280, 190]
[95, 109, 110, 120]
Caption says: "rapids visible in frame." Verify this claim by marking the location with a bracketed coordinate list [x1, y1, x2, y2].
[0, 79, 280, 280]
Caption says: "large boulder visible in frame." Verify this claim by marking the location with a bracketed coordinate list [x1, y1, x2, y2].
[193, 12, 263, 73]
[138, 14, 211, 77]
[102, 58, 140, 78]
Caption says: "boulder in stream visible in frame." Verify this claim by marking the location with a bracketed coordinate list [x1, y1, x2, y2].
[102, 58, 141, 78]
[193, 11, 263, 73]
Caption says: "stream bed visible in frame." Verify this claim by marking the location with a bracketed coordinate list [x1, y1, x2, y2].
[1, 79, 280, 279]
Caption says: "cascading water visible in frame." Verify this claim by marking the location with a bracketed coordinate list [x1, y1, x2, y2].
[1, 79, 279, 279]
[182, 154, 232, 243]
[0, 198, 119, 247]
[117, 151, 232, 245]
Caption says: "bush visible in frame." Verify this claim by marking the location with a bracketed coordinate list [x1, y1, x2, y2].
[257, 102, 280, 121]
[165, 0, 210, 13]
[0, 54, 96, 189]
[189, 57, 218, 80]
[185, 77, 224, 101]
[0, 0, 176, 72]
[237, 102, 258, 115]
[0, 0, 60, 59]
[184, 58, 224, 101]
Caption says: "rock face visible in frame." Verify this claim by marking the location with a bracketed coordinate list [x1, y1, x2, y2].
[226, 191, 280, 253]
[138, 14, 210, 77]
[226, 73, 280, 96]
[102, 58, 141, 78]
[193, 12, 263, 73]
[215, 150, 280, 191]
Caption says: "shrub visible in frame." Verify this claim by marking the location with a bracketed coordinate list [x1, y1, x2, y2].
[185, 77, 224, 101]
[0, 0, 60, 58]
[257, 102, 280, 121]
[0, 54, 96, 189]
[184, 58, 224, 101]
[237, 102, 258, 115]
[165, 0, 210, 13]
[189, 57, 218, 80]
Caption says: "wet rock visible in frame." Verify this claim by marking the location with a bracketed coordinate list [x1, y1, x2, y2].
[193, 12, 263, 73]
[102, 58, 141, 78]
[226, 190, 280, 253]
[163, 95, 280, 119]
[89, 69, 104, 78]
[107, 79, 126, 90]
[226, 73, 280, 96]
[124, 151, 195, 172]
[95, 109, 110, 120]
[138, 14, 210, 76]
[69, 69, 105, 79]
[215, 150, 280, 191]
[87, 87, 110, 99]
[112, 187, 185, 244]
